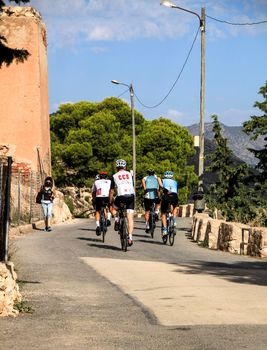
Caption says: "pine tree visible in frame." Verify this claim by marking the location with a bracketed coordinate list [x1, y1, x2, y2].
[206, 115, 256, 223]
[243, 81, 267, 182]
[243, 81, 267, 226]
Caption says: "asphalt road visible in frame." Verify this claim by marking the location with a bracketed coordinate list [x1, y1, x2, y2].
[1, 217, 267, 350]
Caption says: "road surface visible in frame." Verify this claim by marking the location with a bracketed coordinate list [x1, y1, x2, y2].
[1, 217, 267, 349]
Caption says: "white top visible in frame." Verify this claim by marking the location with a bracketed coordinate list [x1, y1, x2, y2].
[92, 179, 111, 197]
[111, 170, 135, 196]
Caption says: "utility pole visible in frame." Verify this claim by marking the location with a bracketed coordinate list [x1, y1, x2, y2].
[198, 7, 205, 193]
[129, 83, 136, 196]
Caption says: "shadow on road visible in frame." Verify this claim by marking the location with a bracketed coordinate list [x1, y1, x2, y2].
[88, 243, 122, 251]
[137, 239, 163, 246]
[170, 260, 267, 286]
[78, 228, 96, 232]
[77, 237, 102, 243]
[17, 280, 41, 284]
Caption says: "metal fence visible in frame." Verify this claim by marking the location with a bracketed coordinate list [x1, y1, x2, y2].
[0, 157, 12, 261]
[0, 155, 47, 261]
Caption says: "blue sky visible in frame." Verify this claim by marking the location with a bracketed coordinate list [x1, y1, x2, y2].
[25, 0, 267, 126]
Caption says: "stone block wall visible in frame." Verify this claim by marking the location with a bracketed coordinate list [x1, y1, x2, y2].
[0, 262, 21, 317]
[247, 227, 267, 258]
[192, 214, 267, 258]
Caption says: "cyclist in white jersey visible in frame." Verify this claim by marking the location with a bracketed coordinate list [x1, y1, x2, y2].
[92, 172, 111, 235]
[109, 159, 135, 246]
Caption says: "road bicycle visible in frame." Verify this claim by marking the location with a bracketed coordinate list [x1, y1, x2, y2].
[148, 202, 156, 239]
[117, 202, 129, 252]
[162, 203, 175, 246]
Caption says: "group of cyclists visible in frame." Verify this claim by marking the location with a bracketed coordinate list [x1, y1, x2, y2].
[91, 158, 178, 246]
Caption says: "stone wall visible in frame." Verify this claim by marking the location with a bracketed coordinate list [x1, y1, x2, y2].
[0, 262, 21, 317]
[192, 214, 267, 258]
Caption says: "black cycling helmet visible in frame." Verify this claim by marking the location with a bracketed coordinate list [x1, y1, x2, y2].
[99, 171, 108, 179]
[147, 169, 155, 175]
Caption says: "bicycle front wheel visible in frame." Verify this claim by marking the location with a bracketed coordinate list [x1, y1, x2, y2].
[168, 216, 175, 246]
[101, 221, 107, 243]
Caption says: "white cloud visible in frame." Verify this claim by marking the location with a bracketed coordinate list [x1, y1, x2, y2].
[22, 0, 267, 47]
[165, 109, 187, 122]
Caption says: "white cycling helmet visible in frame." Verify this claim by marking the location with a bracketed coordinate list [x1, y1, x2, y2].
[164, 171, 174, 179]
[116, 159, 126, 168]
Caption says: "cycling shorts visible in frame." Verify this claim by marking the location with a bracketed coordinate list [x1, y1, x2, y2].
[144, 197, 160, 211]
[161, 193, 178, 214]
[114, 195, 135, 211]
[95, 197, 109, 212]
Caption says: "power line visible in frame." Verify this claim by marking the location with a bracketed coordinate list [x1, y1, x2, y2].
[117, 88, 129, 98]
[206, 14, 267, 26]
[134, 26, 200, 109]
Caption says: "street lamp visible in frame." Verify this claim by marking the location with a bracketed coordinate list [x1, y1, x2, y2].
[160, 0, 206, 194]
[111, 80, 136, 196]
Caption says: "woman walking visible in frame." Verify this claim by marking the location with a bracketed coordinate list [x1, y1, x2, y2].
[39, 176, 56, 232]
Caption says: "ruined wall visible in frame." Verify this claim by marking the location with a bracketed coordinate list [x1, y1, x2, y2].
[0, 6, 50, 174]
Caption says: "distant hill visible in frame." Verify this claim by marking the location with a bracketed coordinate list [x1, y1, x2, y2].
[187, 123, 265, 166]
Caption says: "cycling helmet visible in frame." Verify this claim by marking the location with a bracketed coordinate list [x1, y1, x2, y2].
[95, 174, 100, 180]
[147, 169, 155, 175]
[116, 159, 126, 168]
[164, 171, 174, 179]
[99, 171, 108, 179]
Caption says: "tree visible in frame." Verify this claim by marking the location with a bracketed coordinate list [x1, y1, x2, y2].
[206, 115, 257, 223]
[243, 81, 267, 182]
[0, 0, 31, 67]
[50, 98, 144, 186]
[243, 81, 267, 226]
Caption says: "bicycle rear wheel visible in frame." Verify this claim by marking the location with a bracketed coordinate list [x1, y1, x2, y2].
[168, 216, 175, 246]
[149, 212, 155, 239]
[120, 219, 128, 252]
[100, 209, 107, 243]
[101, 222, 107, 243]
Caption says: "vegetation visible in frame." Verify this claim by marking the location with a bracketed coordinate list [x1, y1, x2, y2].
[206, 81, 267, 227]
[51, 97, 197, 204]
[243, 81, 267, 183]
[243, 81, 267, 226]
[14, 299, 34, 314]
[0, 1, 31, 67]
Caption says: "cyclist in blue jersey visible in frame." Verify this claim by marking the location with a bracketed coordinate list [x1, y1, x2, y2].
[161, 171, 178, 236]
[141, 169, 162, 233]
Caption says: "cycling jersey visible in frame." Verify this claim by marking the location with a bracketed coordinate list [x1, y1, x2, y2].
[143, 175, 159, 200]
[162, 178, 178, 194]
[111, 170, 135, 196]
[92, 179, 111, 197]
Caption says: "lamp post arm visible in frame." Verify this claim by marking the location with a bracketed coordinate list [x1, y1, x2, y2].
[171, 5, 203, 27]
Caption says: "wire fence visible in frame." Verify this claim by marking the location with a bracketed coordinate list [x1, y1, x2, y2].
[0, 156, 46, 228]
[10, 166, 46, 227]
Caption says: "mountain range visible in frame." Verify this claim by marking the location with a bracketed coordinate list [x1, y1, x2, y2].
[187, 123, 265, 166]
